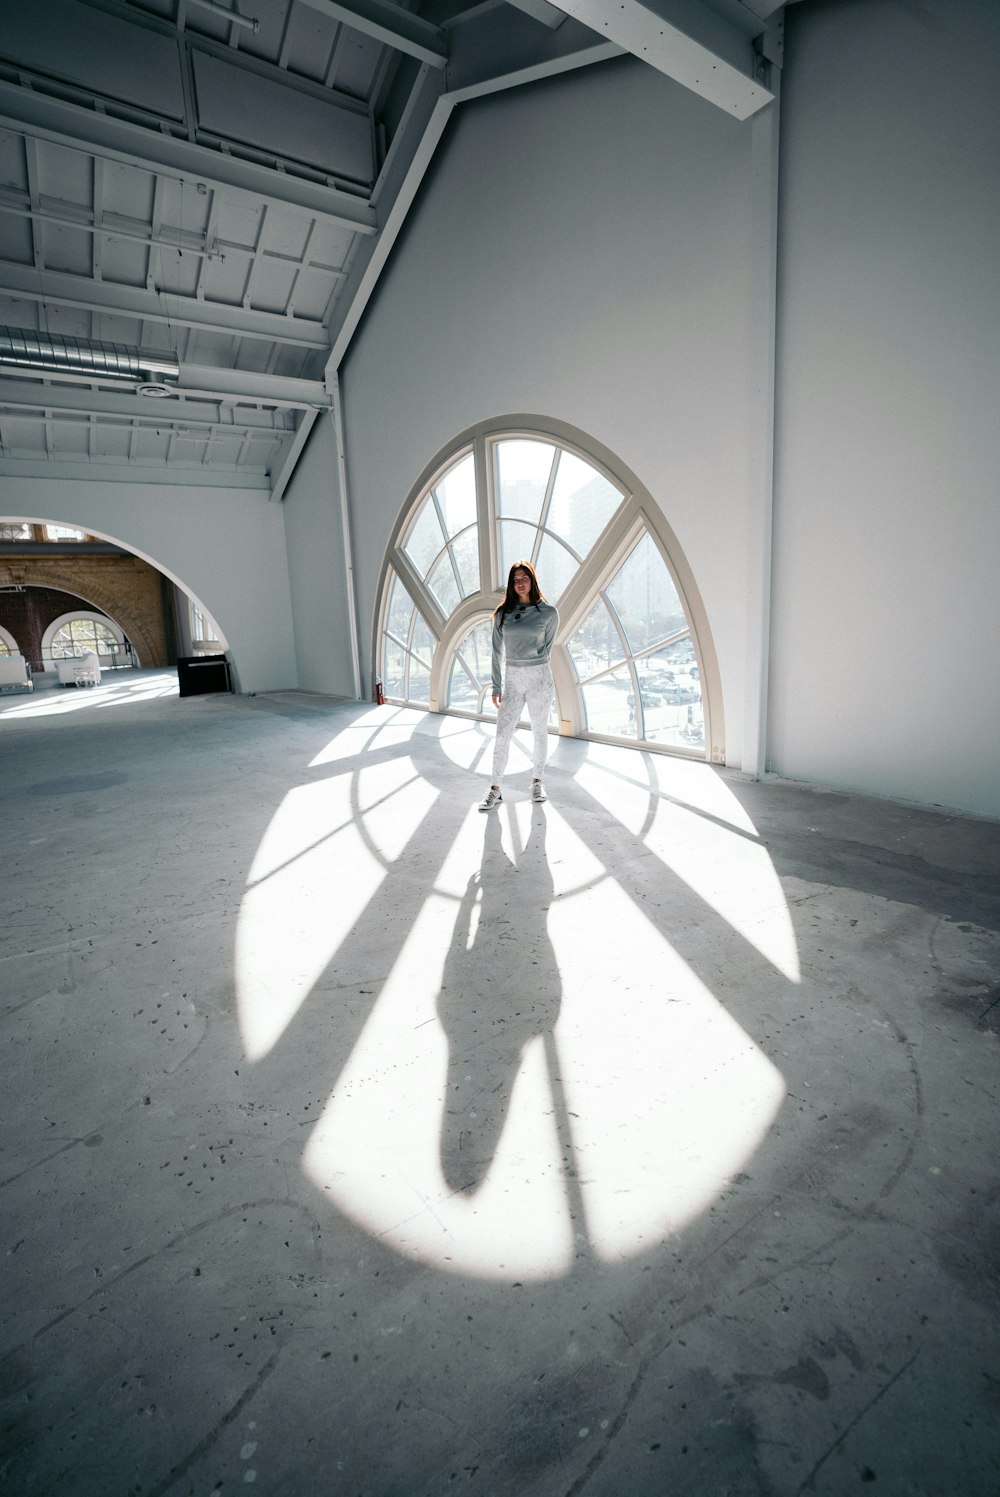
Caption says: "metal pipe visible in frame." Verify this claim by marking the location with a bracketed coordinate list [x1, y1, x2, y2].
[0, 326, 179, 384]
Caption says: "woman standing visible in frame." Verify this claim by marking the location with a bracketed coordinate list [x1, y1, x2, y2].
[479, 561, 558, 809]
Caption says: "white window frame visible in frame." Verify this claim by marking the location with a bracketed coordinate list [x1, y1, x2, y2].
[41, 610, 127, 671]
[375, 416, 725, 764]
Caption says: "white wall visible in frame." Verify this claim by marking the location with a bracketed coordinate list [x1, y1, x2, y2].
[0, 475, 298, 694]
[341, 58, 758, 767]
[282, 412, 358, 698]
[770, 0, 1000, 817]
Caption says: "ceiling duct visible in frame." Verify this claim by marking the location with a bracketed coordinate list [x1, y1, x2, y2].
[0, 326, 179, 387]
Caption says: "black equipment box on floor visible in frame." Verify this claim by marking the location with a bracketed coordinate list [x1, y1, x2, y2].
[177, 654, 232, 697]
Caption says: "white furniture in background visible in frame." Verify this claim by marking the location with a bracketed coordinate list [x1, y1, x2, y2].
[55, 652, 101, 687]
[0, 654, 32, 692]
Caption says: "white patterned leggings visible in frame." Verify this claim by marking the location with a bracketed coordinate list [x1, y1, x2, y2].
[491, 664, 554, 785]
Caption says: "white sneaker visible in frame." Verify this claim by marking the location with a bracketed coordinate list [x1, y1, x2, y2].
[479, 786, 503, 811]
[530, 780, 547, 803]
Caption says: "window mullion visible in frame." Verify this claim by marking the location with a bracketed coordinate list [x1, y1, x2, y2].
[554, 502, 643, 643]
[430, 491, 464, 599]
[531, 449, 560, 568]
[476, 435, 497, 594]
[631, 626, 691, 663]
[391, 550, 446, 639]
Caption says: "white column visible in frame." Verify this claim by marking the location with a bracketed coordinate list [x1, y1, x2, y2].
[742, 73, 781, 777]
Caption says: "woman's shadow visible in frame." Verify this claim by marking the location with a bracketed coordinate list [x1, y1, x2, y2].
[436, 804, 564, 1195]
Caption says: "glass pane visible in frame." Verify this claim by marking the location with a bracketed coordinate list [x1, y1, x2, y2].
[638, 641, 700, 698]
[606, 533, 687, 656]
[403, 498, 445, 578]
[645, 696, 704, 750]
[460, 618, 493, 683]
[427, 550, 461, 615]
[548, 451, 623, 558]
[581, 665, 636, 738]
[637, 644, 702, 746]
[450, 525, 481, 598]
[383, 638, 406, 697]
[448, 619, 495, 713]
[407, 656, 430, 705]
[385, 573, 414, 641]
[434, 453, 476, 539]
[0, 640, 10, 656]
[496, 439, 554, 524]
[534, 531, 578, 602]
[410, 614, 436, 672]
[499, 519, 538, 584]
[567, 598, 626, 683]
[447, 656, 479, 711]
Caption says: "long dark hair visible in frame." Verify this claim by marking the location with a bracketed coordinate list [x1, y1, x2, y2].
[493, 560, 545, 626]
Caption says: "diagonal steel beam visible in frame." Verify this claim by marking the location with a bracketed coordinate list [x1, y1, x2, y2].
[268, 407, 319, 502]
[324, 25, 622, 375]
[443, 11, 624, 103]
[325, 66, 451, 375]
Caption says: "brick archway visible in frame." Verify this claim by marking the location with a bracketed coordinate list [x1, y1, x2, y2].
[0, 559, 166, 667]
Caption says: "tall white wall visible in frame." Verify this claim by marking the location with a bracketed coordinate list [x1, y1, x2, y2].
[770, 0, 1000, 817]
[282, 412, 358, 698]
[0, 475, 297, 694]
[341, 58, 758, 767]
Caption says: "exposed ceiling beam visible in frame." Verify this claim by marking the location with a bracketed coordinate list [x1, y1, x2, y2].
[178, 365, 330, 408]
[0, 457, 271, 487]
[553, 0, 774, 118]
[295, 0, 449, 68]
[0, 261, 330, 350]
[0, 410, 289, 448]
[0, 87, 378, 237]
[0, 359, 326, 409]
[0, 376, 295, 427]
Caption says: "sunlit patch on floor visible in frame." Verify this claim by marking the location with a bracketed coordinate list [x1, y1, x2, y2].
[236, 708, 794, 1280]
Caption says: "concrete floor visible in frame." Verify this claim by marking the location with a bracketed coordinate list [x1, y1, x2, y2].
[1, 672, 998, 1497]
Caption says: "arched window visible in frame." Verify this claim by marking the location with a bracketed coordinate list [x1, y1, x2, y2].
[41, 611, 129, 668]
[376, 421, 723, 762]
[0, 624, 18, 656]
[50, 618, 119, 658]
